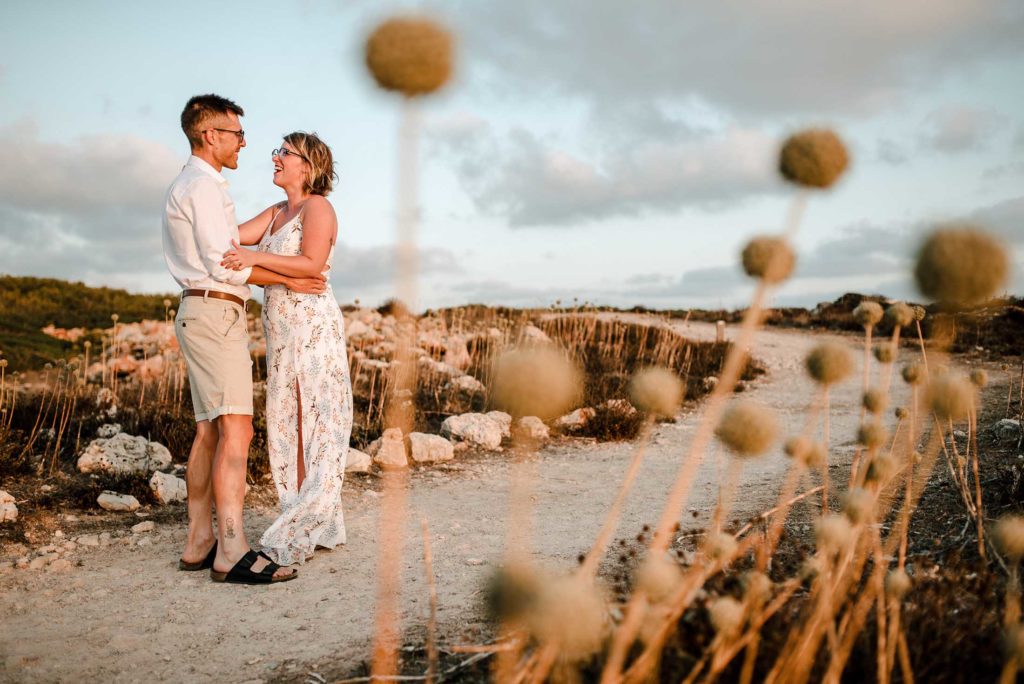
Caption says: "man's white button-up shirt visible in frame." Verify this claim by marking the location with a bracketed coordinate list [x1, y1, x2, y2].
[162, 155, 252, 300]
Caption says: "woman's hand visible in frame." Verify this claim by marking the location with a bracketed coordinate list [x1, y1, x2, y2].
[221, 240, 261, 271]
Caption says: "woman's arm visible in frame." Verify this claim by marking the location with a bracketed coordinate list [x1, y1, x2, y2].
[222, 197, 337, 278]
[247, 266, 326, 294]
[237, 203, 282, 246]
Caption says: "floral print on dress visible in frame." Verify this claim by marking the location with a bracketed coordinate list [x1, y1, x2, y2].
[257, 209, 353, 566]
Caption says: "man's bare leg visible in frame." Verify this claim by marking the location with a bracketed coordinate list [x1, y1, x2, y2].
[180, 420, 218, 563]
[211, 413, 294, 578]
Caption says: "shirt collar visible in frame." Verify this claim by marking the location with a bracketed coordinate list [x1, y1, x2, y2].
[186, 155, 228, 185]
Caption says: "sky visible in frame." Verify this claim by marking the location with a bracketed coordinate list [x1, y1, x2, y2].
[1, 0, 1022, 311]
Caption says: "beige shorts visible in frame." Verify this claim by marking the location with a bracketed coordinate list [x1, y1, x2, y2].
[175, 295, 253, 422]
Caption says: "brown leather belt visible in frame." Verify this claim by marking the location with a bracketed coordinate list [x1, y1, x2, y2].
[181, 289, 247, 309]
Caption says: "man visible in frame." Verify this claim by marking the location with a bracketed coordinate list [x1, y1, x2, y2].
[163, 94, 317, 583]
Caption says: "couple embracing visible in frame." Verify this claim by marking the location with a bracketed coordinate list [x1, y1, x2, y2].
[161, 93, 352, 584]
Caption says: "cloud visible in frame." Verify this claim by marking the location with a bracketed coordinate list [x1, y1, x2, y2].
[875, 138, 909, 165]
[920, 105, 1004, 153]
[0, 120, 180, 217]
[430, 120, 781, 226]
[329, 243, 461, 290]
[968, 194, 1024, 247]
[442, 0, 1024, 119]
[423, 3, 1022, 226]
[623, 194, 1024, 304]
[0, 122, 183, 285]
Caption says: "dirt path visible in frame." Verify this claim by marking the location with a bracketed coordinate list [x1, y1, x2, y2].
[0, 319, 919, 683]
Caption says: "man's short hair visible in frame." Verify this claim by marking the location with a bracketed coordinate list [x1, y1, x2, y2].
[180, 94, 244, 150]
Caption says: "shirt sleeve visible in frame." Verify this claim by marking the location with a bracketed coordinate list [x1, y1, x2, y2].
[185, 178, 253, 286]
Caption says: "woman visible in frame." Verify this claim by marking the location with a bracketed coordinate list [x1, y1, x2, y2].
[222, 131, 353, 566]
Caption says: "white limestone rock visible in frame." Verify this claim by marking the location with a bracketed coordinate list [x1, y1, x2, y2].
[515, 416, 550, 441]
[486, 411, 513, 439]
[131, 520, 155, 534]
[76, 534, 100, 547]
[149, 471, 187, 505]
[443, 336, 472, 370]
[77, 433, 172, 476]
[408, 433, 455, 463]
[603, 399, 639, 416]
[993, 419, 1021, 443]
[345, 319, 370, 338]
[97, 491, 141, 512]
[444, 375, 486, 396]
[370, 428, 408, 468]
[440, 413, 504, 449]
[97, 423, 122, 438]
[519, 325, 551, 345]
[47, 558, 72, 573]
[418, 357, 463, 379]
[0, 490, 17, 523]
[555, 407, 596, 430]
[346, 448, 372, 473]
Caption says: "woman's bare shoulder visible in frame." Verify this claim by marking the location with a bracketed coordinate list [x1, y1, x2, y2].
[304, 195, 336, 220]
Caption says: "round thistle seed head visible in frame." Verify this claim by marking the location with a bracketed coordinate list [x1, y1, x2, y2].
[857, 421, 889, 450]
[865, 454, 898, 486]
[784, 436, 827, 469]
[628, 367, 684, 419]
[778, 128, 849, 189]
[743, 571, 773, 603]
[926, 374, 976, 421]
[162, 298, 171, 308]
[852, 301, 884, 328]
[862, 388, 887, 415]
[636, 553, 682, 605]
[111, 313, 119, 323]
[708, 596, 744, 635]
[993, 515, 1024, 562]
[970, 369, 988, 388]
[805, 342, 853, 386]
[894, 407, 909, 420]
[816, 514, 854, 554]
[885, 569, 912, 598]
[705, 532, 738, 562]
[912, 305, 926, 322]
[0, 360, 7, 369]
[715, 401, 779, 457]
[83, 340, 91, 349]
[884, 302, 915, 328]
[484, 562, 542, 623]
[526, 575, 607, 661]
[841, 488, 875, 524]
[901, 364, 922, 385]
[490, 347, 582, 420]
[741, 236, 795, 284]
[873, 344, 895, 364]
[365, 17, 454, 97]
[800, 555, 825, 580]
[784, 435, 811, 461]
[805, 441, 828, 470]
[914, 225, 1009, 304]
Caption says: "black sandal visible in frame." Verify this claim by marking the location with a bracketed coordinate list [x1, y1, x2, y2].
[178, 541, 217, 571]
[210, 550, 298, 584]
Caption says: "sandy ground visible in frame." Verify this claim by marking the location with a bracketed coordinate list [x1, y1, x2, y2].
[0, 319, 919, 683]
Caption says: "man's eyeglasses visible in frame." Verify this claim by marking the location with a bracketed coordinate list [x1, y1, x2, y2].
[272, 148, 308, 161]
[206, 128, 245, 141]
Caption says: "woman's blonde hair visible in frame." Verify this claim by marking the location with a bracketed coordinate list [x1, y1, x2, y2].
[283, 131, 337, 196]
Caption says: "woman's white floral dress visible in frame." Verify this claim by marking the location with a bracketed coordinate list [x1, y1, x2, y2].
[257, 208, 353, 566]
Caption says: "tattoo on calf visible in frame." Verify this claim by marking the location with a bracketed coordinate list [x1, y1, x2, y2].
[225, 517, 236, 539]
